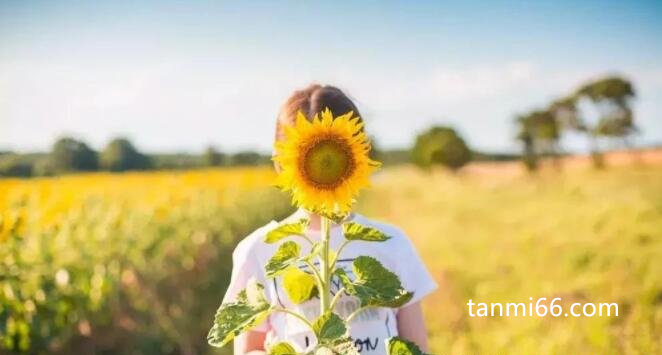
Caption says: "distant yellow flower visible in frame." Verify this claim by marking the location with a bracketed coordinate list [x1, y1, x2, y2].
[273, 108, 380, 215]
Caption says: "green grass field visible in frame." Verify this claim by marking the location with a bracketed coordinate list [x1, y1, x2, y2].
[359, 166, 662, 354]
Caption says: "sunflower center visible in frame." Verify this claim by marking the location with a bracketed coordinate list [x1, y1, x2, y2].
[300, 137, 355, 189]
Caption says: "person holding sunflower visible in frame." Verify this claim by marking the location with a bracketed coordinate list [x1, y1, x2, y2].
[223, 85, 438, 355]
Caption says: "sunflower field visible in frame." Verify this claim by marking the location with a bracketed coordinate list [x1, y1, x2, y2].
[1, 164, 661, 355]
[0, 168, 292, 355]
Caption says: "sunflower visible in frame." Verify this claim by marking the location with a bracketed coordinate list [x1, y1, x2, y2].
[273, 108, 380, 216]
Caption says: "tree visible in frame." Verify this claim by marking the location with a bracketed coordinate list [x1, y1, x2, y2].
[230, 151, 267, 166]
[574, 76, 636, 168]
[32, 158, 55, 177]
[100, 138, 150, 171]
[51, 137, 99, 172]
[515, 115, 539, 172]
[203, 146, 226, 167]
[368, 135, 383, 163]
[411, 126, 471, 171]
[0, 154, 33, 177]
[515, 109, 561, 171]
[549, 96, 585, 132]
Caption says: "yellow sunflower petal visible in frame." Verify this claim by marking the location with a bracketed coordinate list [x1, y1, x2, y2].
[321, 108, 334, 126]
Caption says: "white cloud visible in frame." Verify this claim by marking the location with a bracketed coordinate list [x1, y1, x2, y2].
[71, 78, 146, 111]
[428, 61, 537, 101]
[2, 57, 662, 153]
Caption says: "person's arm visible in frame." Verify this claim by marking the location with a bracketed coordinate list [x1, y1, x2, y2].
[233, 331, 267, 355]
[396, 301, 430, 352]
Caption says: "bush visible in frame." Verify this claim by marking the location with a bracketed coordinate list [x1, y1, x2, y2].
[412, 126, 471, 171]
[230, 151, 269, 166]
[100, 138, 150, 171]
[203, 146, 226, 167]
[32, 158, 56, 177]
[51, 137, 99, 172]
[0, 154, 33, 177]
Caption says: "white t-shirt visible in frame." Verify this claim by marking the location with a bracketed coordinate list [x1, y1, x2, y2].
[222, 209, 438, 355]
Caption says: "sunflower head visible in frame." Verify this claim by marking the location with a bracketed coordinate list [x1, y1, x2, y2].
[273, 108, 380, 217]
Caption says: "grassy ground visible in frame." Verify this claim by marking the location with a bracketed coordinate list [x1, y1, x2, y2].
[359, 165, 662, 355]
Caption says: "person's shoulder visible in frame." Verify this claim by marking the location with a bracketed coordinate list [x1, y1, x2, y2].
[352, 214, 411, 246]
[232, 220, 279, 259]
[232, 210, 304, 258]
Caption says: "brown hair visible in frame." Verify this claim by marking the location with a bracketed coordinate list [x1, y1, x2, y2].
[275, 84, 362, 141]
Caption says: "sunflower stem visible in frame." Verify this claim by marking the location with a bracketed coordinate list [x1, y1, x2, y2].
[329, 286, 346, 311]
[273, 307, 315, 331]
[319, 215, 332, 315]
[302, 259, 325, 304]
[347, 305, 375, 324]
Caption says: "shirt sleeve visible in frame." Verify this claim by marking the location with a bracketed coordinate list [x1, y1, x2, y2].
[396, 234, 438, 309]
[222, 238, 270, 332]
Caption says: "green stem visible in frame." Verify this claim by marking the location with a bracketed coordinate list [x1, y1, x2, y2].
[346, 305, 376, 323]
[274, 308, 315, 331]
[319, 216, 332, 314]
[302, 259, 325, 300]
[300, 234, 314, 246]
[334, 239, 352, 268]
[329, 286, 346, 311]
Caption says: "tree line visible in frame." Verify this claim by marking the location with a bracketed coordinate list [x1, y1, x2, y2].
[0, 74, 640, 177]
[515, 75, 636, 170]
[380, 75, 641, 173]
[0, 130, 492, 177]
[0, 138, 273, 177]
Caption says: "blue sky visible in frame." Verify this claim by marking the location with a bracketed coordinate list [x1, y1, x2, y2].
[1, 0, 661, 153]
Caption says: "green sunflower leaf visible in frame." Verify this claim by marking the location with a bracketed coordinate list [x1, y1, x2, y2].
[265, 241, 301, 278]
[324, 211, 350, 225]
[312, 311, 347, 344]
[306, 207, 349, 225]
[306, 337, 360, 355]
[207, 279, 273, 348]
[283, 267, 318, 304]
[329, 336, 361, 355]
[268, 341, 298, 355]
[342, 222, 391, 242]
[264, 218, 310, 243]
[385, 336, 432, 355]
[335, 256, 413, 308]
